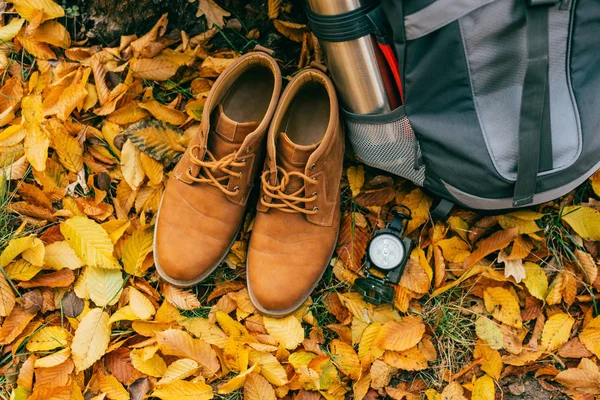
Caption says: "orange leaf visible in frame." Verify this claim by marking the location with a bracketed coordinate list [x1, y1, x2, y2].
[464, 228, 518, 268]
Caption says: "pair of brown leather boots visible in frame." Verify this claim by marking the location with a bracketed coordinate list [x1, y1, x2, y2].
[153, 49, 343, 317]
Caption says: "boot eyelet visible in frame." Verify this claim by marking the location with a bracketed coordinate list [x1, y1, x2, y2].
[312, 192, 318, 197]
[312, 206, 319, 211]
[245, 146, 252, 154]
[233, 186, 240, 193]
[310, 163, 316, 170]
[263, 195, 268, 201]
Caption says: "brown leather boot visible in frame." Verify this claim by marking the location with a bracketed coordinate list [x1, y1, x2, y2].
[247, 68, 343, 317]
[154, 51, 282, 287]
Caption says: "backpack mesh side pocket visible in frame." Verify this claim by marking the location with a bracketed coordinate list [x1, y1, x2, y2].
[344, 106, 426, 186]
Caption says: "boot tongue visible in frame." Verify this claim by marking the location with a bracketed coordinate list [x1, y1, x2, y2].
[208, 105, 259, 160]
[276, 132, 319, 193]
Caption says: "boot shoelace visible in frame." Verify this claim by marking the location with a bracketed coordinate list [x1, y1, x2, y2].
[185, 144, 247, 196]
[260, 166, 318, 215]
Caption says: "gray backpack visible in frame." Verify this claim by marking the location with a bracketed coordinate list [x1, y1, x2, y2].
[344, 0, 600, 210]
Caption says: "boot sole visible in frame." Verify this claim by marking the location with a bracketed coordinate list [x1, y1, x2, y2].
[246, 230, 339, 318]
[153, 194, 242, 288]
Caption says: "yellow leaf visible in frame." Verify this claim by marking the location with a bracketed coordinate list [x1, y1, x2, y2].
[346, 165, 364, 198]
[139, 100, 187, 125]
[288, 351, 317, 370]
[12, 0, 64, 21]
[26, 326, 70, 352]
[574, 249, 598, 284]
[130, 347, 167, 377]
[263, 314, 304, 350]
[541, 313, 574, 352]
[21, 237, 44, 266]
[472, 375, 495, 400]
[483, 287, 522, 328]
[101, 219, 131, 244]
[85, 266, 123, 307]
[244, 372, 276, 400]
[152, 380, 213, 400]
[98, 372, 130, 400]
[0, 125, 26, 147]
[474, 343, 503, 380]
[60, 216, 120, 269]
[352, 373, 371, 400]
[562, 206, 600, 241]
[129, 287, 155, 319]
[437, 236, 471, 263]
[497, 215, 541, 234]
[131, 58, 180, 81]
[33, 20, 71, 48]
[522, 262, 548, 300]
[475, 317, 504, 350]
[51, 128, 83, 173]
[84, 83, 98, 111]
[122, 229, 154, 276]
[383, 347, 429, 371]
[34, 347, 71, 368]
[108, 101, 149, 125]
[0, 236, 37, 266]
[156, 329, 220, 376]
[248, 350, 288, 387]
[591, 170, 600, 197]
[71, 308, 111, 371]
[43, 240, 83, 270]
[109, 305, 138, 324]
[121, 140, 145, 190]
[0, 18, 25, 41]
[23, 95, 49, 171]
[217, 363, 258, 394]
[425, 389, 442, 400]
[338, 292, 374, 323]
[579, 316, 600, 358]
[402, 188, 432, 235]
[125, 119, 186, 164]
[140, 153, 163, 185]
[157, 358, 199, 385]
[5, 259, 42, 281]
[358, 322, 384, 365]
[376, 316, 425, 352]
[223, 336, 248, 373]
[0, 271, 15, 317]
[177, 317, 229, 348]
[330, 339, 361, 380]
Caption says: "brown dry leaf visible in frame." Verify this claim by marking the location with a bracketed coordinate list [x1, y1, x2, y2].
[400, 248, 432, 294]
[273, 20, 308, 42]
[337, 213, 370, 272]
[574, 248, 598, 284]
[330, 339, 361, 380]
[195, 0, 231, 28]
[125, 119, 186, 163]
[555, 360, 600, 395]
[0, 306, 37, 345]
[162, 283, 201, 310]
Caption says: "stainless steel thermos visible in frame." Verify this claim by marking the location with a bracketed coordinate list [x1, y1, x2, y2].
[306, 0, 402, 114]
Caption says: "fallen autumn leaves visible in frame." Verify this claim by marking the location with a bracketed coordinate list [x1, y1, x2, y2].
[2, 0, 600, 399]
